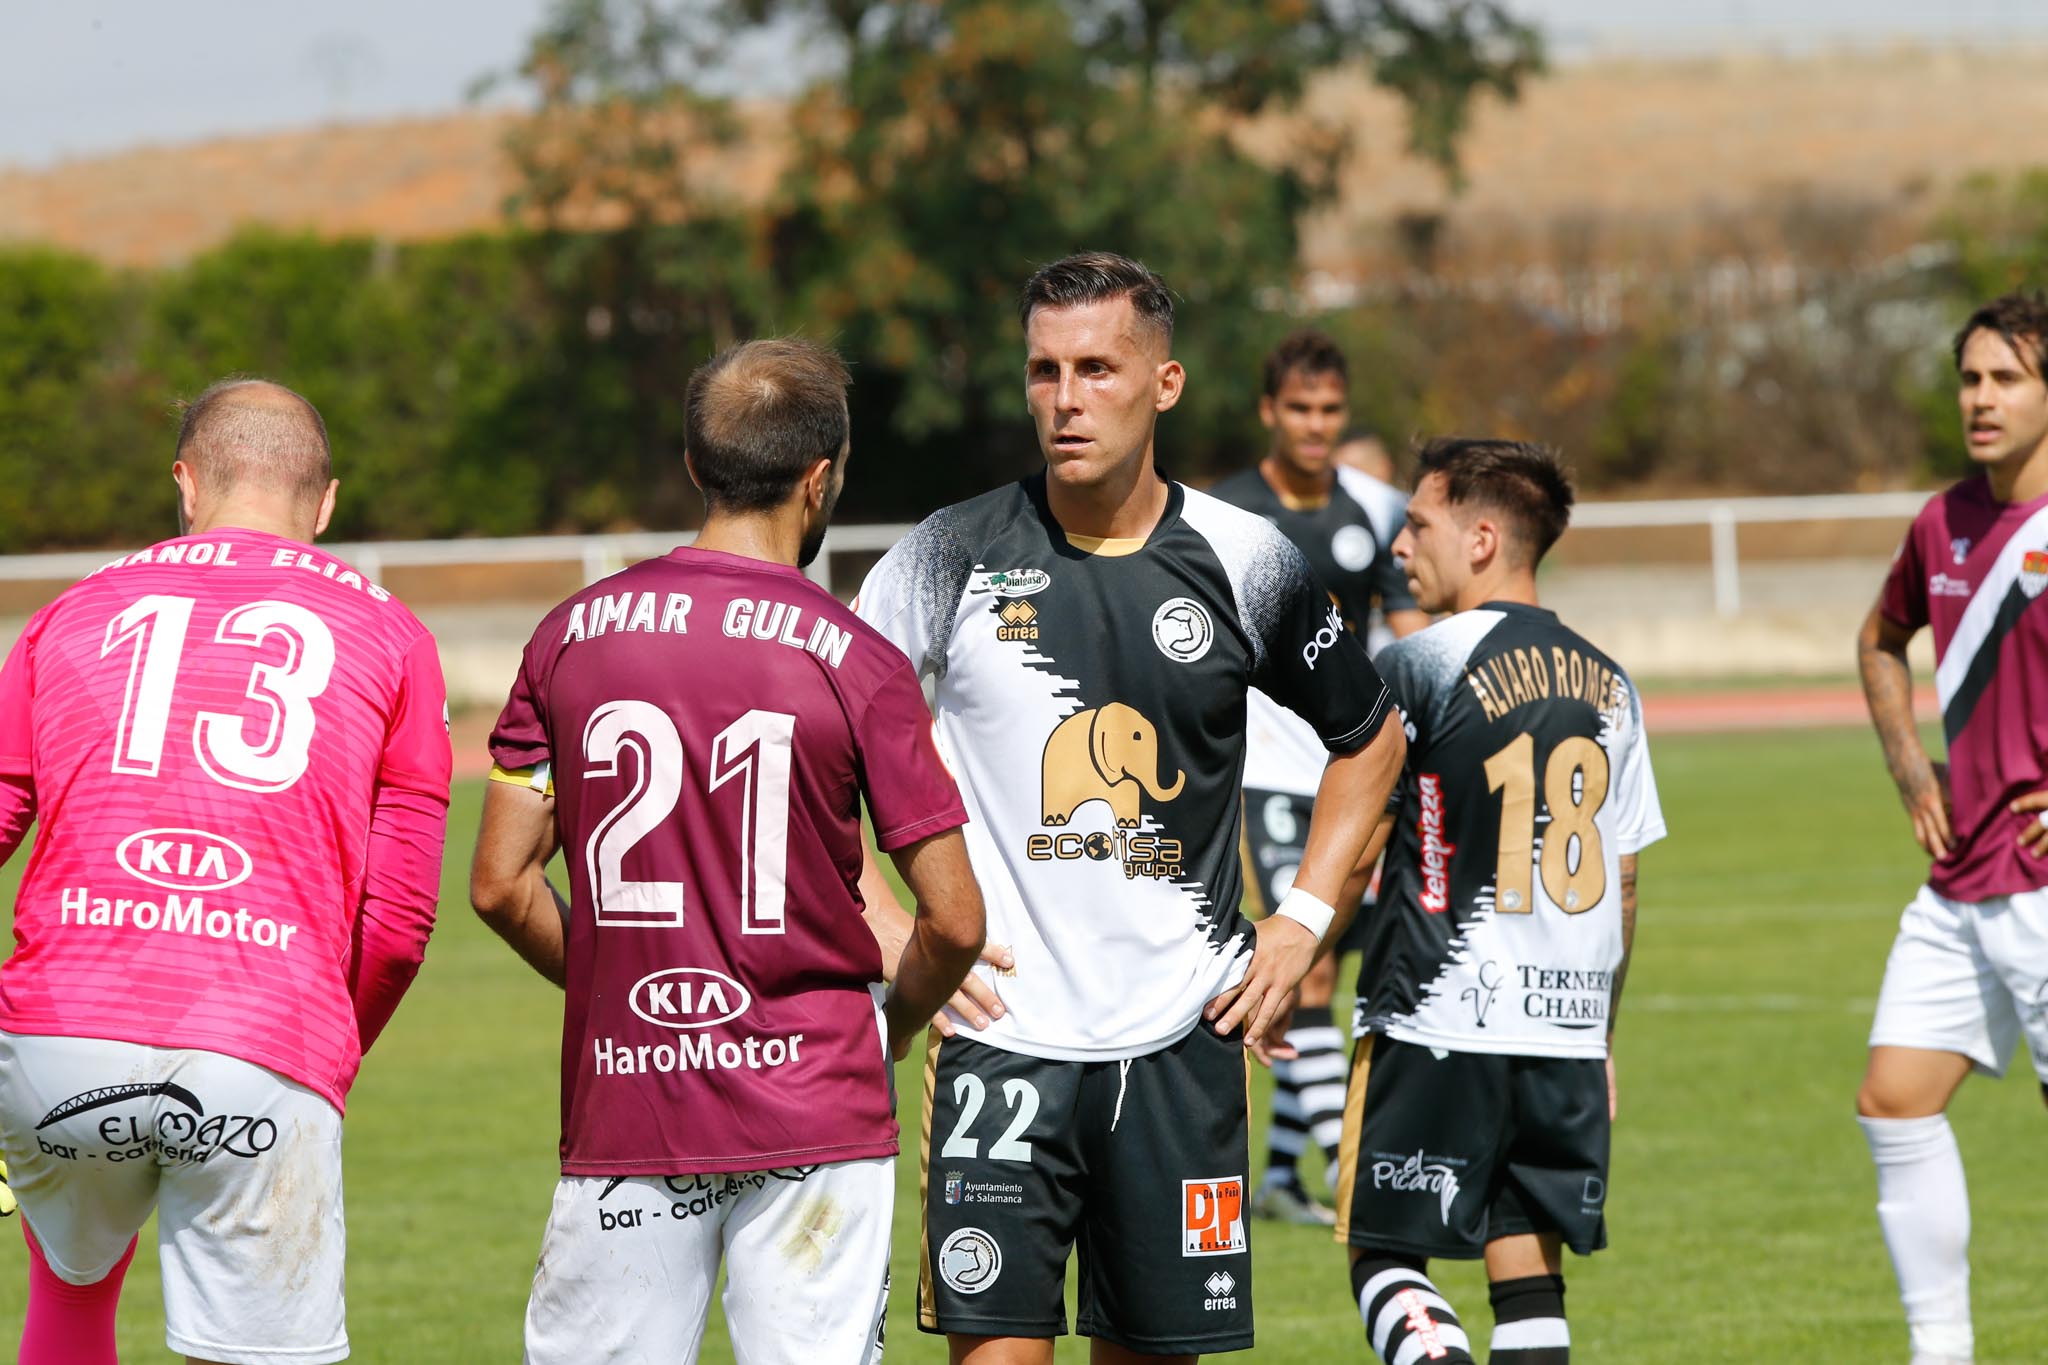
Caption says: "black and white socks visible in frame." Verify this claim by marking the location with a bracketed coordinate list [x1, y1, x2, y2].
[1352, 1255, 1476, 1364]
[1487, 1274, 1570, 1363]
[1267, 1004, 1347, 1186]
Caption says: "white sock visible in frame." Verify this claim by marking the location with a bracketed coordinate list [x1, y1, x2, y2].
[1858, 1114, 1973, 1361]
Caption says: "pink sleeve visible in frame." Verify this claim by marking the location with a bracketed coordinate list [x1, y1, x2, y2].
[0, 774, 34, 866]
[0, 613, 43, 777]
[351, 634, 453, 1053]
[854, 657, 968, 852]
[1879, 514, 1929, 632]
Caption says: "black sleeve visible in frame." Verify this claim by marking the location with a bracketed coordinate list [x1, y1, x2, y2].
[1254, 544, 1391, 754]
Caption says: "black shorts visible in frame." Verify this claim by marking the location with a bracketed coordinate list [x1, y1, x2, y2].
[1241, 788, 1371, 956]
[919, 1023, 1253, 1353]
[1334, 1034, 1609, 1259]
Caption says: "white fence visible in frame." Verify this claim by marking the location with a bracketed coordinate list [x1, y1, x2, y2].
[0, 491, 1929, 619]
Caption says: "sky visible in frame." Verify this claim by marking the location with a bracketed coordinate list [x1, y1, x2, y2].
[4, 1, 2048, 169]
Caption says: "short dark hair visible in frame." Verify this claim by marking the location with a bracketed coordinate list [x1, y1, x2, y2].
[1953, 292, 2048, 374]
[1018, 252, 1174, 346]
[174, 376, 331, 501]
[1262, 329, 1347, 397]
[684, 338, 852, 513]
[1413, 437, 1575, 566]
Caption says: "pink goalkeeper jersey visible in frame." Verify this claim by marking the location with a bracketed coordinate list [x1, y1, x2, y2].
[490, 546, 967, 1176]
[1880, 476, 2048, 901]
[0, 529, 451, 1110]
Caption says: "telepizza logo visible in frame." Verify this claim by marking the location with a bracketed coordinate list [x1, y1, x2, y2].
[2022, 549, 2048, 600]
[1418, 773, 1456, 914]
[1040, 703, 1185, 829]
[1182, 1176, 1247, 1257]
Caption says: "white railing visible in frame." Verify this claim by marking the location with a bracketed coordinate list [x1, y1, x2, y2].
[0, 490, 1931, 618]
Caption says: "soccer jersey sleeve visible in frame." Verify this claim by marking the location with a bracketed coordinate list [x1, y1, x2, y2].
[853, 515, 970, 682]
[0, 611, 42, 778]
[489, 631, 555, 773]
[1610, 689, 1668, 855]
[352, 633, 454, 1053]
[1878, 511, 1931, 632]
[852, 656, 969, 851]
[1254, 545, 1390, 754]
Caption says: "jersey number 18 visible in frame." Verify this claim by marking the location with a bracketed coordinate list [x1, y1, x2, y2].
[1483, 733, 1609, 915]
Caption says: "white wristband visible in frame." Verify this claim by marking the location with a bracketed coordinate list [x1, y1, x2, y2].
[1275, 887, 1337, 943]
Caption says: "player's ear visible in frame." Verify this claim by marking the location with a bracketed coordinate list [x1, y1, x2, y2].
[803, 456, 835, 510]
[171, 460, 199, 534]
[682, 449, 704, 494]
[1469, 515, 1501, 571]
[1155, 358, 1186, 414]
[1257, 394, 1276, 430]
[313, 479, 338, 539]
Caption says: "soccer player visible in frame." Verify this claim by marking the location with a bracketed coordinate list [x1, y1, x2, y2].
[0, 379, 452, 1365]
[1854, 292, 2048, 1365]
[1335, 439, 1664, 1365]
[470, 337, 986, 1365]
[855, 252, 1406, 1363]
[1209, 329, 1427, 1225]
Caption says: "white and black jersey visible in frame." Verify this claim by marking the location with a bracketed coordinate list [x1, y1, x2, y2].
[1357, 604, 1665, 1059]
[857, 475, 1391, 1061]
[1209, 466, 1414, 798]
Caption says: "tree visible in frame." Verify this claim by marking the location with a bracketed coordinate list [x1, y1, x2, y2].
[500, 0, 1542, 518]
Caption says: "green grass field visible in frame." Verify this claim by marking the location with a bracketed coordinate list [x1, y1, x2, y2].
[3, 724, 2046, 1361]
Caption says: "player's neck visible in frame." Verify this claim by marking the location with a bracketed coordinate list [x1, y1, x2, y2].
[1045, 458, 1170, 541]
[1258, 455, 1331, 511]
[186, 503, 314, 543]
[1986, 440, 2048, 504]
[1456, 567, 1540, 614]
[692, 511, 803, 569]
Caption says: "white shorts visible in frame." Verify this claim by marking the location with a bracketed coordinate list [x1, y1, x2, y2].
[524, 1158, 894, 1365]
[0, 1032, 347, 1365]
[1869, 884, 2048, 1081]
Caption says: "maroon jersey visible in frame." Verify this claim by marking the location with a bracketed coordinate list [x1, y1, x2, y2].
[1880, 476, 2048, 900]
[490, 547, 967, 1175]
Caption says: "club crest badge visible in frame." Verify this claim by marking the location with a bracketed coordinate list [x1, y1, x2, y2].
[2022, 549, 2048, 599]
[1950, 537, 1971, 566]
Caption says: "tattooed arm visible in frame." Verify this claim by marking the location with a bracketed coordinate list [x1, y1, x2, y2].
[1857, 601, 1950, 859]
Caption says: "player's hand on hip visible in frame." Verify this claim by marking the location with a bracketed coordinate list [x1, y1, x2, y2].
[2012, 787, 2048, 857]
[1205, 913, 1318, 1052]
[1246, 995, 1302, 1069]
[1903, 760, 1953, 860]
[932, 942, 1014, 1038]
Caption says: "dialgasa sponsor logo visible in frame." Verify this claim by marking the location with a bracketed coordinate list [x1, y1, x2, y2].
[628, 967, 752, 1030]
[1417, 774, 1456, 915]
[115, 828, 253, 893]
[967, 567, 1050, 597]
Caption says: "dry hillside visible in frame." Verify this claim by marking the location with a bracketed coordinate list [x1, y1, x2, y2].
[5, 47, 2048, 275]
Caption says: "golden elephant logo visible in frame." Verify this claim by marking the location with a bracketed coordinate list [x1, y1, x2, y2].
[1041, 702, 1187, 828]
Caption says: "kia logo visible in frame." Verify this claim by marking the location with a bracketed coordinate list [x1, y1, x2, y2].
[629, 967, 752, 1030]
[115, 828, 253, 892]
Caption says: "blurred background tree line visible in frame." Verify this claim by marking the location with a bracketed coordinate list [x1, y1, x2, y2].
[2, 0, 2044, 549]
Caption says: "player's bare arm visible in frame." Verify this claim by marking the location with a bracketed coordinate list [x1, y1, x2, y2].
[878, 828, 987, 1060]
[1606, 852, 1640, 1122]
[1857, 601, 1951, 858]
[860, 841, 1012, 1034]
[1209, 708, 1405, 1048]
[469, 779, 569, 988]
[1318, 810, 1396, 965]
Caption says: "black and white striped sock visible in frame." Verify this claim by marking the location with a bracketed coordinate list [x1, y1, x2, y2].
[1265, 1005, 1344, 1187]
[1351, 1255, 1476, 1364]
[1488, 1273, 1569, 1363]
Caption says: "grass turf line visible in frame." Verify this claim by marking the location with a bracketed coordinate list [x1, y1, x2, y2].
[0, 726, 2044, 1360]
